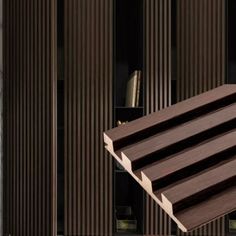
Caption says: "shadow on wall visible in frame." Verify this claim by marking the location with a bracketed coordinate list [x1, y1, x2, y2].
[0, 0, 3, 234]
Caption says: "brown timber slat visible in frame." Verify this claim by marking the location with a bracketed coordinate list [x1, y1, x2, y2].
[143, 0, 172, 234]
[121, 102, 236, 171]
[176, 0, 226, 234]
[141, 130, 236, 193]
[162, 159, 236, 214]
[3, 0, 57, 235]
[104, 85, 236, 233]
[64, 0, 113, 235]
[104, 85, 236, 152]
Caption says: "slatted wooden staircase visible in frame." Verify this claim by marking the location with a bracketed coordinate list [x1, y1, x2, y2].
[104, 84, 236, 232]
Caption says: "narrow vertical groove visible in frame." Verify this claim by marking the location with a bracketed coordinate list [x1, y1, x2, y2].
[64, 0, 113, 235]
[3, 0, 57, 235]
[144, 0, 171, 235]
[64, 0, 68, 233]
[72, 0, 76, 233]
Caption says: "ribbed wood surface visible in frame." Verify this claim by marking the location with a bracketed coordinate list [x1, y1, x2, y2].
[176, 217, 225, 236]
[176, 1, 226, 234]
[64, 0, 113, 235]
[143, 0, 172, 234]
[177, 0, 225, 101]
[3, 0, 57, 235]
[104, 85, 236, 233]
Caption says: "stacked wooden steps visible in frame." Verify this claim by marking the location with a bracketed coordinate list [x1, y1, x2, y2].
[104, 85, 236, 232]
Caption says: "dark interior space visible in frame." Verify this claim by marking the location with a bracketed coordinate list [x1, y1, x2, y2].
[115, 0, 143, 107]
[57, 0, 64, 234]
[114, 0, 144, 234]
[171, 0, 177, 105]
[228, 0, 236, 84]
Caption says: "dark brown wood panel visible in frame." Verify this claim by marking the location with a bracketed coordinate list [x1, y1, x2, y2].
[177, 0, 226, 101]
[3, 0, 57, 235]
[64, 0, 113, 235]
[142, 131, 236, 193]
[104, 85, 236, 153]
[176, 1, 226, 234]
[143, 0, 172, 234]
[162, 158, 236, 214]
[104, 85, 236, 233]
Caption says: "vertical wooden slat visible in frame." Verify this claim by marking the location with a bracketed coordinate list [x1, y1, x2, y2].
[177, 0, 226, 101]
[143, 0, 172, 235]
[3, 0, 57, 235]
[176, 0, 226, 235]
[64, 0, 113, 235]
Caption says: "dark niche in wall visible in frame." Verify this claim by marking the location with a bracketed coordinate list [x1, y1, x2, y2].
[228, 0, 236, 84]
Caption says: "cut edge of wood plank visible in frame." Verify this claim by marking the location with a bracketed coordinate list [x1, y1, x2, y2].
[103, 132, 113, 151]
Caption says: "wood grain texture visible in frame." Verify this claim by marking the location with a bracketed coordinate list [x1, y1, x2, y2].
[162, 159, 236, 214]
[143, 0, 172, 234]
[3, 0, 57, 235]
[177, 0, 225, 101]
[176, 1, 226, 234]
[64, 0, 113, 235]
[104, 85, 236, 233]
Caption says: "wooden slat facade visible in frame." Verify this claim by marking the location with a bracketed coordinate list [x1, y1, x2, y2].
[64, 0, 113, 235]
[143, 0, 172, 235]
[176, 0, 226, 235]
[177, 0, 226, 101]
[3, 0, 57, 235]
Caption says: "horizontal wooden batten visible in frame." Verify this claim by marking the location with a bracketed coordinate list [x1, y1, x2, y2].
[104, 85, 236, 232]
[141, 131, 236, 193]
[162, 159, 236, 214]
[104, 85, 236, 152]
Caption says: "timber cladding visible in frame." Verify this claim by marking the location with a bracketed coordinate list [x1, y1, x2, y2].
[104, 85, 236, 234]
[64, 0, 113, 235]
[143, 0, 172, 235]
[176, 0, 226, 235]
[3, 0, 57, 235]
